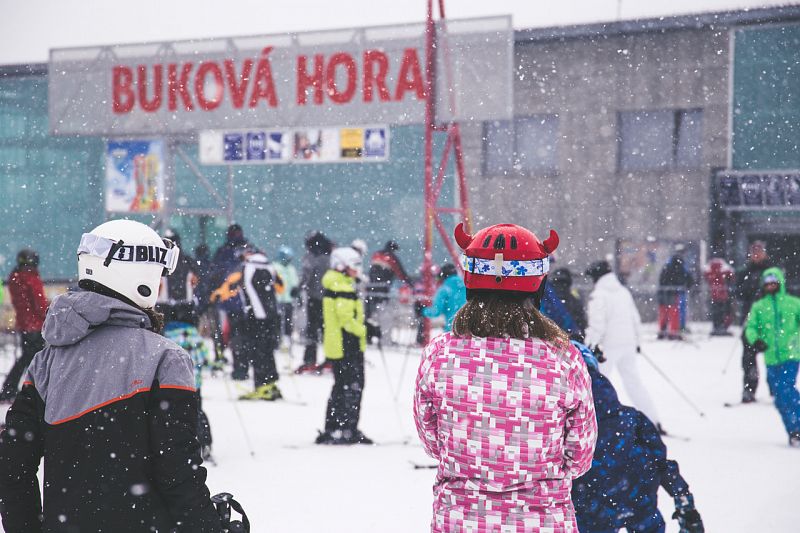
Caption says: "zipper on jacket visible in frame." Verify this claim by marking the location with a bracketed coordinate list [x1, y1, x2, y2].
[771, 295, 781, 361]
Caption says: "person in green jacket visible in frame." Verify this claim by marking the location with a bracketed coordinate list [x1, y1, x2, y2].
[744, 267, 800, 447]
[315, 247, 372, 445]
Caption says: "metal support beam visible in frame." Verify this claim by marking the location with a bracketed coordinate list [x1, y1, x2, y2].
[421, 0, 473, 343]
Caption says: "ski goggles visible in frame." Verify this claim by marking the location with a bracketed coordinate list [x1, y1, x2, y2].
[77, 233, 180, 275]
[460, 254, 550, 277]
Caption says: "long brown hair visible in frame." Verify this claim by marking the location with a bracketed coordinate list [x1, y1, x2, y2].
[451, 291, 569, 345]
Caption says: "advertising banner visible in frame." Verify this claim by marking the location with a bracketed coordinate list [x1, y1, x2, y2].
[105, 140, 165, 213]
[199, 126, 389, 165]
[49, 17, 513, 135]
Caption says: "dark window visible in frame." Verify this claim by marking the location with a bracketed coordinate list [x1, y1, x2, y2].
[483, 115, 559, 176]
[617, 108, 704, 172]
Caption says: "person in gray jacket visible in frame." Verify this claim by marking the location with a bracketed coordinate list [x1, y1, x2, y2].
[296, 230, 332, 373]
[0, 220, 224, 533]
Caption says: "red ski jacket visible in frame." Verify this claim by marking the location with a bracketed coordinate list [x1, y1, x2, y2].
[7, 268, 48, 332]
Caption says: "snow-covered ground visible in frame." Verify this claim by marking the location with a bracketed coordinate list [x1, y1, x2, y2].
[2, 323, 798, 532]
[198, 322, 798, 532]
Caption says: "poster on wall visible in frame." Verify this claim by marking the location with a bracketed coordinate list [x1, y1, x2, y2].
[199, 126, 389, 165]
[105, 140, 165, 213]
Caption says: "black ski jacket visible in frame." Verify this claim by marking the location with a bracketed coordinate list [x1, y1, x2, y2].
[0, 291, 222, 533]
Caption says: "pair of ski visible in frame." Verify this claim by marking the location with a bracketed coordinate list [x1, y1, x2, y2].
[282, 438, 411, 450]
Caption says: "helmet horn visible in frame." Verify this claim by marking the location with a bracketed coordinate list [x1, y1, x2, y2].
[454, 223, 472, 250]
[542, 230, 559, 254]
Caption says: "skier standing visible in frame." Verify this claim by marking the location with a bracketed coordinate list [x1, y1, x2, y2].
[736, 240, 773, 403]
[421, 263, 465, 332]
[571, 342, 705, 533]
[549, 267, 588, 341]
[273, 245, 300, 347]
[365, 240, 411, 344]
[657, 248, 694, 340]
[744, 267, 800, 446]
[0, 250, 48, 402]
[296, 231, 332, 373]
[414, 223, 596, 532]
[584, 260, 663, 432]
[156, 228, 198, 323]
[0, 220, 222, 532]
[315, 247, 372, 445]
[703, 258, 735, 336]
[237, 249, 283, 401]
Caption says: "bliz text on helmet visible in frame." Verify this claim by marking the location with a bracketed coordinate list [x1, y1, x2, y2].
[114, 245, 169, 266]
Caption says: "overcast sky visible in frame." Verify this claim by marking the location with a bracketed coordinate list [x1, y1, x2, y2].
[0, 0, 795, 66]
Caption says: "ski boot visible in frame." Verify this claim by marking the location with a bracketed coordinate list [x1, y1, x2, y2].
[789, 432, 800, 448]
[741, 390, 757, 404]
[294, 363, 318, 374]
[346, 429, 374, 445]
[238, 383, 282, 401]
[314, 360, 333, 375]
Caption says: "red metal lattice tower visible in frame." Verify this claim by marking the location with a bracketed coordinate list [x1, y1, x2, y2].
[421, 0, 473, 343]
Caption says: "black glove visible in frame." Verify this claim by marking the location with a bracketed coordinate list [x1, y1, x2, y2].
[753, 339, 768, 353]
[212, 492, 250, 533]
[589, 345, 606, 363]
[636, 346, 641, 353]
[673, 494, 704, 533]
[673, 507, 704, 533]
[290, 287, 300, 299]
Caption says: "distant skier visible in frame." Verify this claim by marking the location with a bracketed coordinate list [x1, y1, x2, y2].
[273, 245, 300, 347]
[736, 240, 773, 403]
[543, 267, 587, 341]
[421, 263, 465, 332]
[584, 260, 663, 432]
[0, 249, 48, 402]
[415, 223, 596, 532]
[236, 249, 283, 401]
[744, 267, 800, 447]
[156, 228, 198, 324]
[571, 342, 705, 533]
[365, 240, 411, 344]
[657, 246, 694, 340]
[703, 257, 735, 336]
[296, 231, 332, 374]
[0, 220, 222, 532]
[315, 247, 372, 445]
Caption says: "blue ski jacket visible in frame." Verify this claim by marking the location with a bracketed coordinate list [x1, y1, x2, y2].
[570, 342, 691, 533]
[422, 274, 466, 332]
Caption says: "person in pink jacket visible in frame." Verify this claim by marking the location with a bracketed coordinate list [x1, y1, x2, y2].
[414, 223, 597, 533]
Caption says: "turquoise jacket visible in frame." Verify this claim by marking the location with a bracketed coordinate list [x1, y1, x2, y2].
[744, 267, 800, 367]
[422, 274, 466, 332]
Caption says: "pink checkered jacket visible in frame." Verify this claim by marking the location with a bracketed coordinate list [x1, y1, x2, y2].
[414, 333, 597, 533]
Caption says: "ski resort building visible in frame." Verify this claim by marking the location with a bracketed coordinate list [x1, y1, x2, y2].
[1, 5, 800, 308]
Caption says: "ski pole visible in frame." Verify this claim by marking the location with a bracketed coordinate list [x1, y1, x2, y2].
[721, 337, 741, 375]
[374, 344, 411, 442]
[639, 350, 706, 418]
[221, 373, 257, 458]
[393, 345, 413, 402]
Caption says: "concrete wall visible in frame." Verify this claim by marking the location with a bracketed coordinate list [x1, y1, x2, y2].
[462, 27, 731, 284]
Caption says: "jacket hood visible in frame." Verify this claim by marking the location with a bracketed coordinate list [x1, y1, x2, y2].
[761, 267, 786, 294]
[588, 366, 622, 420]
[43, 290, 151, 347]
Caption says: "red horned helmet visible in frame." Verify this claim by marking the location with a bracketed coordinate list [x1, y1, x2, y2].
[455, 222, 559, 293]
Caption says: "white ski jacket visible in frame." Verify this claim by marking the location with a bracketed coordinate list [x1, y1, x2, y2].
[584, 272, 642, 353]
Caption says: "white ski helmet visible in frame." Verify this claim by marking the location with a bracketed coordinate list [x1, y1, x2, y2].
[330, 247, 363, 275]
[350, 238, 368, 257]
[77, 220, 180, 309]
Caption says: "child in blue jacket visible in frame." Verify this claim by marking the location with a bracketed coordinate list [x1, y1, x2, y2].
[571, 342, 704, 533]
[421, 263, 466, 332]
